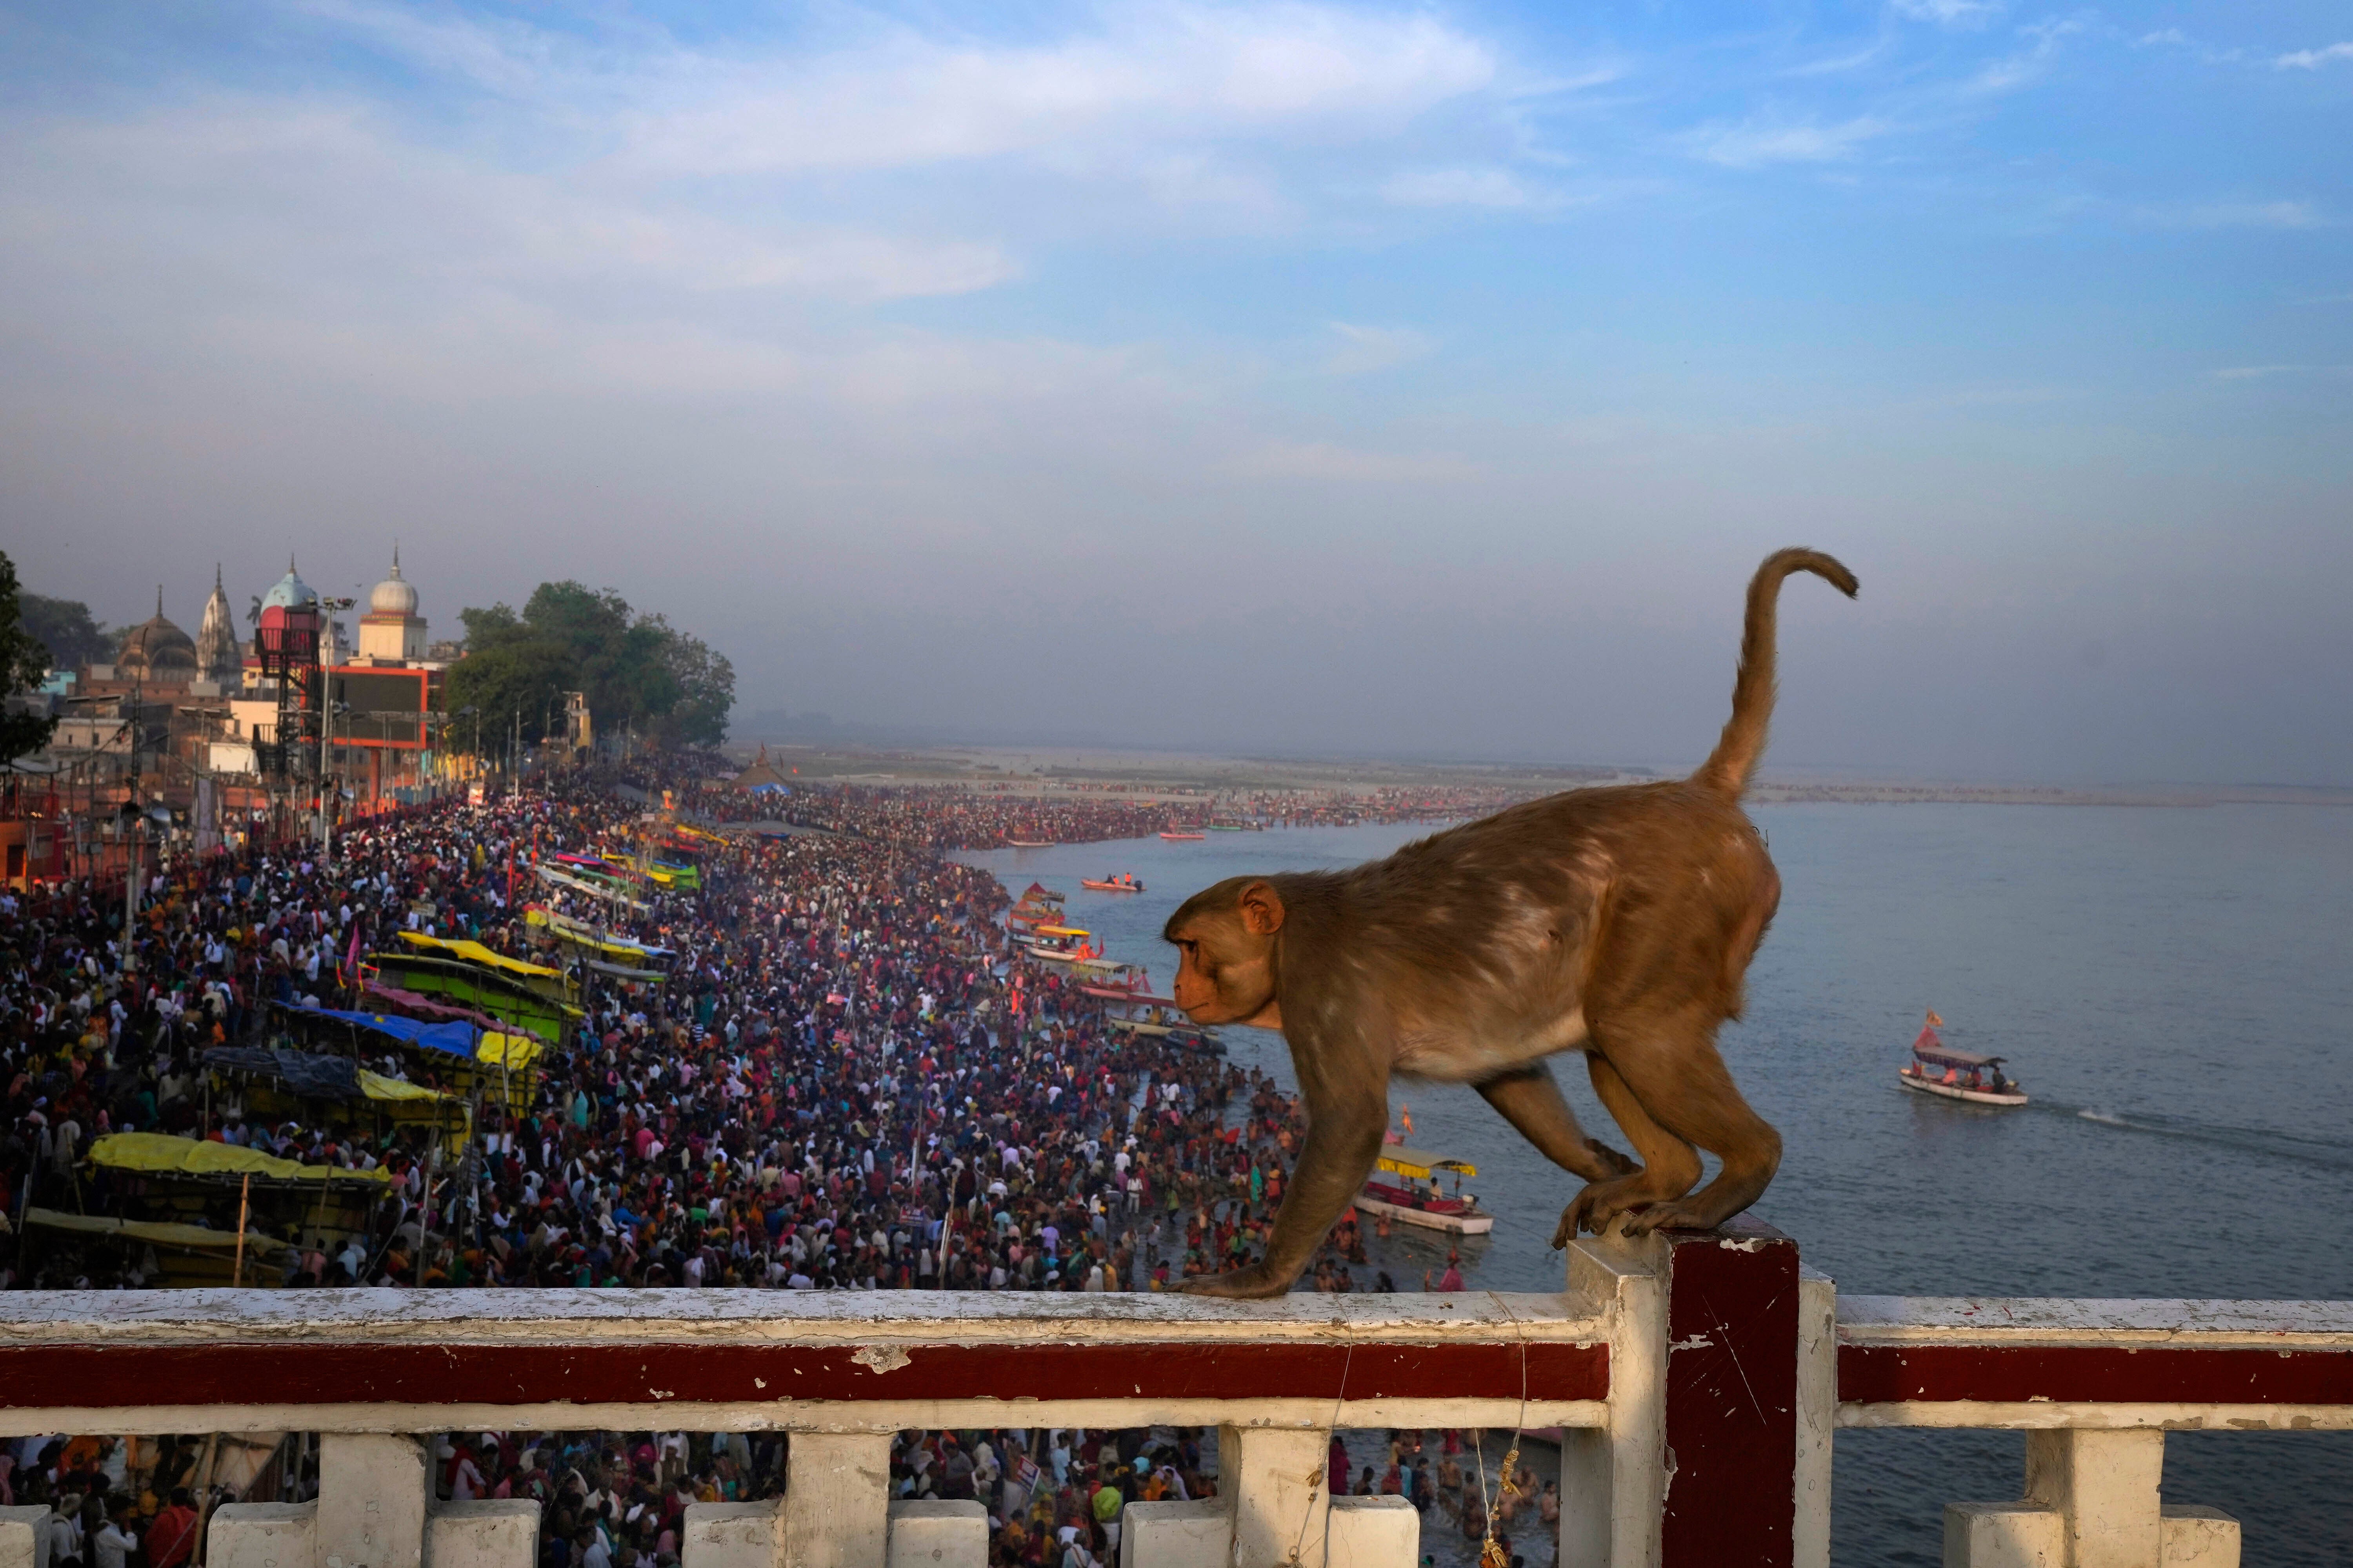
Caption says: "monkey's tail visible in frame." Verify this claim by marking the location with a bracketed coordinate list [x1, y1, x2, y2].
[1693, 547, 1859, 798]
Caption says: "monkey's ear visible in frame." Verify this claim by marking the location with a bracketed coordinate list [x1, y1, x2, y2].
[1238, 881, 1285, 936]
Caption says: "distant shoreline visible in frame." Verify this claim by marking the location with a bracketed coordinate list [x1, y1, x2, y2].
[723, 739, 2353, 809]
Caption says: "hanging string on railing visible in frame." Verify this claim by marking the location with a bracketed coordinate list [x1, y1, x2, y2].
[1287, 1334, 1357, 1568]
[1477, 1293, 1533, 1568]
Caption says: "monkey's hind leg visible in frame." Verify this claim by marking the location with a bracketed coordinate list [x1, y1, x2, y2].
[1556, 1051, 1703, 1245]
[1477, 1063, 1637, 1187]
[1594, 1011, 1782, 1238]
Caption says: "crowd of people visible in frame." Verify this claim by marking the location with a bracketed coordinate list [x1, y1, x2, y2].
[713, 778, 1537, 852]
[0, 755, 1559, 1568]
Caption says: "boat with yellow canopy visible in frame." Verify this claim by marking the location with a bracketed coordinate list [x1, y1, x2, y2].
[1355, 1146, 1494, 1235]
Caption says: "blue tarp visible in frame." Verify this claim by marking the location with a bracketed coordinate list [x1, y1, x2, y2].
[277, 1002, 479, 1058]
[747, 783, 791, 795]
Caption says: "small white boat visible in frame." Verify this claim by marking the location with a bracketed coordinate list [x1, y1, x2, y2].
[1897, 1011, 2027, 1107]
[1354, 1147, 1495, 1235]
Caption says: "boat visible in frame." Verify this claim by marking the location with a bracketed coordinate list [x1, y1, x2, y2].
[1007, 883, 1066, 932]
[1022, 924, 1104, 964]
[1159, 831, 1206, 841]
[1206, 822, 1248, 832]
[1006, 838, 1055, 849]
[1083, 984, 1223, 1049]
[1897, 1011, 2027, 1107]
[1353, 1146, 1494, 1235]
[1080, 874, 1145, 892]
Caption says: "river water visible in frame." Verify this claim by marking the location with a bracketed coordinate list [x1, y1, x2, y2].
[963, 803, 2353, 1567]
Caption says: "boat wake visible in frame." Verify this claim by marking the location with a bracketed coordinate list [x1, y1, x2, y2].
[2053, 1103, 2353, 1173]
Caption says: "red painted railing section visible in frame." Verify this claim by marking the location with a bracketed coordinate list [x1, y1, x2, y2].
[1658, 1220, 1801, 1568]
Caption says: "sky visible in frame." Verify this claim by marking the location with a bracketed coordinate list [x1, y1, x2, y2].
[2, 0, 2348, 785]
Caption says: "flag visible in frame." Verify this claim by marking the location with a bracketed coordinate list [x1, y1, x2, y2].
[1926, 1010, 1944, 1028]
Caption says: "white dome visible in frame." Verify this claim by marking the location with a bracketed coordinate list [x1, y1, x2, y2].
[370, 558, 419, 617]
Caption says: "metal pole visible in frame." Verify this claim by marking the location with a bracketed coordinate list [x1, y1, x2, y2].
[233, 1171, 251, 1286]
[319, 672, 333, 864]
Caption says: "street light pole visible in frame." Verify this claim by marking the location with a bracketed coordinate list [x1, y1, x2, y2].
[318, 598, 356, 865]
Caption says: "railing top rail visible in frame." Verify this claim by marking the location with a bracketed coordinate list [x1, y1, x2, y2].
[0, 1286, 1606, 1348]
[1839, 1295, 2353, 1347]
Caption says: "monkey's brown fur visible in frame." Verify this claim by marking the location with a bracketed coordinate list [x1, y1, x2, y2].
[1164, 548, 1858, 1298]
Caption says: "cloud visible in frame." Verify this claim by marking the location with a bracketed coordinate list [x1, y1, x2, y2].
[2211, 364, 2353, 380]
[1381, 165, 1545, 208]
[1322, 322, 1436, 375]
[2140, 200, 2324, 230]
[620, 4, 1499, 176]
[1887, 0, 2002, 28]
[1965, 17, 2084, 94]
[1239, 439, 1476, 482]
[5, 104, 1015, 303]
[1684, 115, 1890, 168]
[2276, 42, 2353, 69]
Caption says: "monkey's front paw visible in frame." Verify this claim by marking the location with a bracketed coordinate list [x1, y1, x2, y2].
[1619, 1200, 1713, 1237]
[1177, 1263, 1293, 1299]
[1557, 1177, 1658, 1244]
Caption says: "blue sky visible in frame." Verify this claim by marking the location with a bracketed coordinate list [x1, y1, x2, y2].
[3, 1, 2349, 782]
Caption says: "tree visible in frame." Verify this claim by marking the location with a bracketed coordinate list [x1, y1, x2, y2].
[17, 592, 111, 670]
[442, 582, 734, 752]
[0, 552, 61, 764]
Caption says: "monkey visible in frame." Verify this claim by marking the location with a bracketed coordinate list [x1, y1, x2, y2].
[1162, 547, 1857, 1298]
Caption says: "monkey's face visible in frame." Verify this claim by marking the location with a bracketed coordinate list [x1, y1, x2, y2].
[1166, 880, 1284, 1028]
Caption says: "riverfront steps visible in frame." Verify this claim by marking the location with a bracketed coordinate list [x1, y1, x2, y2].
[4, 1222, 2349, 1568]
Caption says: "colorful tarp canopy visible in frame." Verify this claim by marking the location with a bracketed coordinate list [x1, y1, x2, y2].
[87, 1132, 391, 1185]
[1913, 1045, 2003, 1068]
[1375, 1147, 1478, 1181]
[357, 1068, 460, 1104]
[478, 1032, 542, 1071]
[362, 981, 507, 1032]
[204, 1046, 362, 1101]
[276, 1001, 480, 1058]
[399, 930, 564, 980]
[26, 1208, 293, 1256]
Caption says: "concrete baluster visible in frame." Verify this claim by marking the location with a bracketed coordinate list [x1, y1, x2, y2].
[883, 1501, 987, 1568]
[1944, 1430, 2241, 1568]
[684, 1502, 784, 1568]
[2026, 1428, 2164, 1568]
[427, 1501, 542, 1568]
[1324, 1496, 1417, 1568]
[783, 1434, 892, 1568]
[318, 1434, 431, 1568]
[209, 1503, 320, 1568]
[1118, 1501, 1229, 1568]
[0, 1504, 52, 1568]
[1222, 1426, 1331, 1568]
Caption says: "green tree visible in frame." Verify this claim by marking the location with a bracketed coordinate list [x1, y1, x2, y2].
[442, 583, 733, 752]
[17, 592, 111, 669]
[0, 552, 62, 764]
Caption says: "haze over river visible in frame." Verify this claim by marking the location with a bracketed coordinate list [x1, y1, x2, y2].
[966, 803, 2353, 1567]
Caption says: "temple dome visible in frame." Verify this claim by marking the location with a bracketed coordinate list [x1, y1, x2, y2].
[117, 589, 198, 681]
[262, 560, 319, 612]
[369, 551, 419, 617]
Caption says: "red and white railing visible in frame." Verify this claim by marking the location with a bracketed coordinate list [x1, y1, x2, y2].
[2, 1225, 2346, 1568]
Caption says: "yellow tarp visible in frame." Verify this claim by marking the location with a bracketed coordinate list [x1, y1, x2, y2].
[358, 1069, 456, 1103]
[1374, 1147, 1478, 1181]
[477, 1032, 541, 1071]
[526, 908, 663, 962]
[26, 1208, 292, 1256]
[399, 931, 564, 980]
[89, 1132, 391, 1185]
